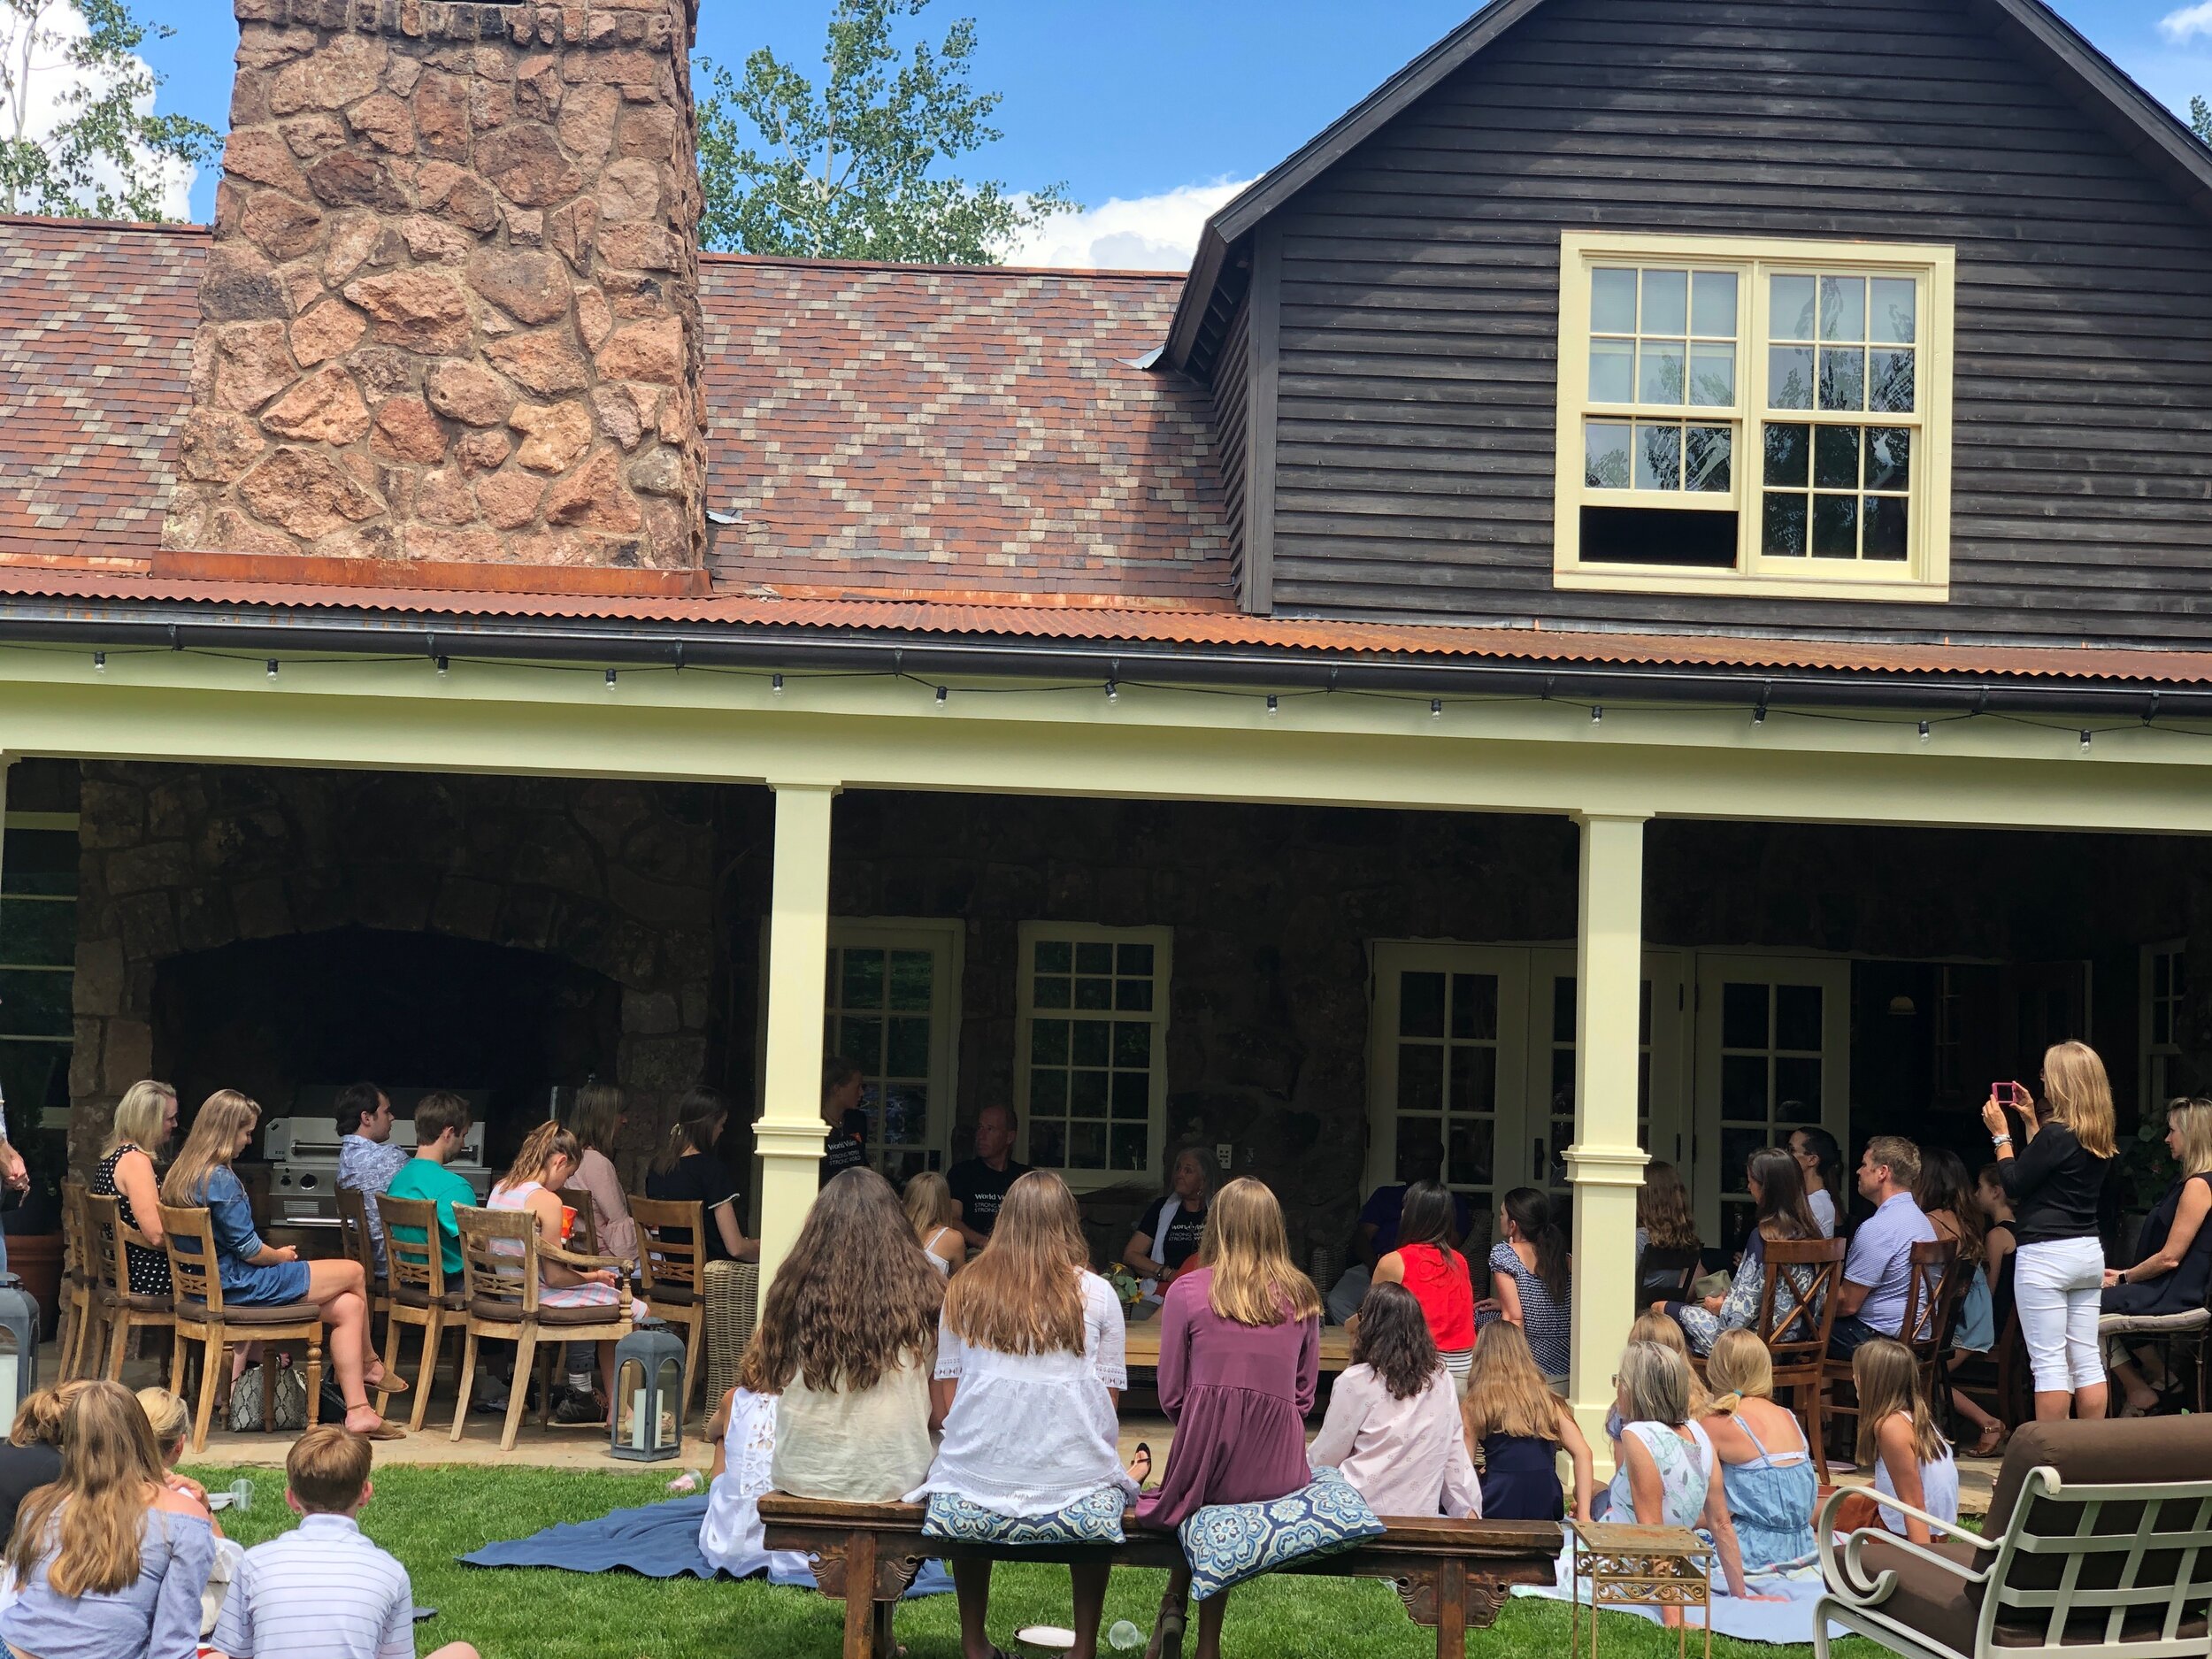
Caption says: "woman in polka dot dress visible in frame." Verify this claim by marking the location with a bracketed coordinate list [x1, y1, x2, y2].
[88, 1079, 180, 1299]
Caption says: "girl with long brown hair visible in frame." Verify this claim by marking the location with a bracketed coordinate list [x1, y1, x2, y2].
[1459, 1319, 1594, 1523]
[911, 1171, 1135, 1659]
[159, 1091, 398, 1439]
[1308, 1281, 1478, 1518]
[490, 1119, 645, 1420]
[1371, 1180, 1476, 1393]
[566, 1080, 638, 1270]
[1666, 1147, 1822, 1356]
[1832, 1336, 1958, 1547]
[1984, 1040, 2115, 1421]
[1486, 1187, 1572, 1382]
[1135, 1177, 1321, 1659]
[0, 1380, 215, 1659]
[759, 1166, 944, 1503]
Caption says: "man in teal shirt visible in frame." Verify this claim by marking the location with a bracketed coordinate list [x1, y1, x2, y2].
[384, 1091, 478, 1280]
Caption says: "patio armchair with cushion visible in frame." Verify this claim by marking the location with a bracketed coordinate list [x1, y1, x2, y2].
[1814, 1416, 2212, 1659]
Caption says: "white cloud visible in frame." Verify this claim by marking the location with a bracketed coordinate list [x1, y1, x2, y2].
[998, 177, 1256, 272]
[0, 0, 196, 221]
[2159, 2, 2212, 43]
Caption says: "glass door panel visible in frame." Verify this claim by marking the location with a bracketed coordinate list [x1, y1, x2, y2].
[823, 920, 964, 1187]
[1527, 949, 1687, 1223]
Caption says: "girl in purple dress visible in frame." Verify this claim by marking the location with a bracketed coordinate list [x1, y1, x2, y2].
[1136, 1178, 1320, 1659]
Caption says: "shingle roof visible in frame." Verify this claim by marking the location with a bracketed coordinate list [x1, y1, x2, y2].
[0, 218, 1235, 607]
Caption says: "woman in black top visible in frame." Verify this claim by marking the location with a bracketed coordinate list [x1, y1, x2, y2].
[1983, 1041, 2115, 1423]
[1122, 1147, 1211, 1305]
[2102, 1097, 2212, 1414]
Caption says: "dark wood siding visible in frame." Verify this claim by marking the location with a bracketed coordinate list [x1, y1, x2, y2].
[1213, 298, 1253, 605]
[1264, 0, 2212, 646]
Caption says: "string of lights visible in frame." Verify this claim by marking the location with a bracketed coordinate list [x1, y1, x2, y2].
[24, 640, 2212, 753]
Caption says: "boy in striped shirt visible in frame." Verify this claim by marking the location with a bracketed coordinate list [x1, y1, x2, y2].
[211, 1427, 477, 1659]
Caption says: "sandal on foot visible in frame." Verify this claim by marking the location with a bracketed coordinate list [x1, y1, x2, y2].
[1968, 1423, 2008, 1456]
[366, 1371, 409, 1394]
[1127, 1441, 1153, 1486]
[347, 1415, 406, 1440]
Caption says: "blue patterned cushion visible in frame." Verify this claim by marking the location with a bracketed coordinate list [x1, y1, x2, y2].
[1177, 1467, 1385, 1600]
[922, 1486, 1126, 1546]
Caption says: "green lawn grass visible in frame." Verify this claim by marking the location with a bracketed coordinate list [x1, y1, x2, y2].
[187, 1464, 1880, 1659]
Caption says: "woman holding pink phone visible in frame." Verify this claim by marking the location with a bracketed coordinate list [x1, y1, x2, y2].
[1982, 1042, 2113, 1424]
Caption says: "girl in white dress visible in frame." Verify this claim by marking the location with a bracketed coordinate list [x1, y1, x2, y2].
[907, 1171, 1137, 1659]
[698, 1348, 810, 1584]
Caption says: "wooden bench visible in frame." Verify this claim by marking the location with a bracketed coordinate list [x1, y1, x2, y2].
[1121, 1322, 1356, 1374]
[760, 1494, 1562, 1659]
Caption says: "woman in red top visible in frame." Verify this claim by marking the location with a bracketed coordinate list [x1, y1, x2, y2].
[1372, 1180, 1476, 1394]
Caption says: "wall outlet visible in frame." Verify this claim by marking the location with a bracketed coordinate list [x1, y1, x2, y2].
[1215, 1142, 1233, 1170]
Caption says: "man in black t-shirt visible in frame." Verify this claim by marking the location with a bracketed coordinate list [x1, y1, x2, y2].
[819, 1055, 869, 1186]
[947, 1103, 1030, 1248]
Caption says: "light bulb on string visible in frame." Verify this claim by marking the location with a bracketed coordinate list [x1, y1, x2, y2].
[935, 686, 949, 706]
[92, 651, 104, 673]
[1430, 698, 1442, 719]
[1590, 704, 1603, 726]
[1265, 695, 1279, 717]
[1918, 720, 1931, 744]
[772, 673, 784, 695]
[265, 659, 279, 680]
[604, 668, 618, 689]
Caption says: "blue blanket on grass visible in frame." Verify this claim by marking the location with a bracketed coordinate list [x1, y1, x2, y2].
[458, 1494, 954, 1595]
[1513, 1540, 1848, 1646]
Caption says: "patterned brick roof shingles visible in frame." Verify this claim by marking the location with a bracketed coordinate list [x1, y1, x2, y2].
[0, 219, 1234, 605]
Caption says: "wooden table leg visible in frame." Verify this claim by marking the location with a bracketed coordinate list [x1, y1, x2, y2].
[1434, 1563, 1466, 1659]
[872, 1594, 897, 1659]
[842, 1531, 877, 1659]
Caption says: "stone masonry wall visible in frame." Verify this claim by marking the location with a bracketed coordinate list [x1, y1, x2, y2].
[162, 0, 707, 570]
[69, 763, 718, 1174]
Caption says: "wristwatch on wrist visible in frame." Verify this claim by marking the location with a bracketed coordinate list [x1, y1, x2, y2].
[1992, 1133, 2012, 1147]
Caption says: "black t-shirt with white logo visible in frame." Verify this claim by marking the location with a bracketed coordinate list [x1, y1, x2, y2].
[819, 1110, 869, 1187]
[1136, 1194, 1209, 1270]
[947, 1156, 1032, 1237]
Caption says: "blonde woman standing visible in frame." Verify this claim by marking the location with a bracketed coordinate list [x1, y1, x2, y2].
[161, 1092, 397, 1440]
[0, 1380, 214, 1659]
[90, 1080, 179, 1300]
[1984, 1041, 2115, 1422]
[902, 1171, 964, 1276]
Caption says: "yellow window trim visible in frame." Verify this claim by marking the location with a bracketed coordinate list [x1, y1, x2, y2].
[1553, 231, 1956, 602]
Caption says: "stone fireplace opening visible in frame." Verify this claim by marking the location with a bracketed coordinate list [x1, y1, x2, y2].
[150, 925, 620, 1167]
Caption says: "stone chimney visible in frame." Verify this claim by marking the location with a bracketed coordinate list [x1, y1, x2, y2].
[163, 0, 707, 573]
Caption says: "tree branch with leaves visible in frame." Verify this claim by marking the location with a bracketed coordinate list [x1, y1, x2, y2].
[695, 0, 1077, 263]
[0, 0, 215, 222]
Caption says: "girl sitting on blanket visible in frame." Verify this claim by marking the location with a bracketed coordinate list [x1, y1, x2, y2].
[1607, 1342, 1767, 1621]
[1136, 1177, 1322, 1659]
[1459, 1319, 1593, 1523]
[1697, 1329, 1817, 1573]
[698, 1345, 810, 1583]
[756, 1168, 946, 1502]
[1832, 1337, 1959, 1546]
[1605, 1312, 1712, 1470]
[908, 1171, 1139, 1659]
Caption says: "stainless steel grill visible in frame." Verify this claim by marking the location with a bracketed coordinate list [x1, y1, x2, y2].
[262, 1089, 493, 1225]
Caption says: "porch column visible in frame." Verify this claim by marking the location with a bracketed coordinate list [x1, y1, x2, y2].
[755, 781, 836, 1297]
[1565, 810, 1650, 1466]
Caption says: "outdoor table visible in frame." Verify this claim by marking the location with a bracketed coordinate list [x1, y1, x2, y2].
[1121, 1323, 1355, 1372]
[1567, 1520, 1716, 1659]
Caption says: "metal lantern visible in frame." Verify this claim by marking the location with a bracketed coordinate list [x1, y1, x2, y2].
[0, 1276, 39, 1428]
[610, 1320, 685, 1462]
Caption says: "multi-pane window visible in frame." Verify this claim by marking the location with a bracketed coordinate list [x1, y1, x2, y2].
[1394, 969, 1502, 1225]
[823, 920, 961, 1185]
[0, 826, 77, 1137]
[1557, 233, 1952, 597]
[1716, 979, 1824, 1251]
[1017, 926, 1170, 1178]
[1542, 973, 1652, 1204]
[2144, 943, 2187, 1111]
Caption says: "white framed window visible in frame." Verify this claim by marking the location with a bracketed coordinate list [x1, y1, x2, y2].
[1014, 923, 1171, 1183]
[2142, 940, 2186, 1112]
[823, 918, 963, 1187]
[0, 813, 79, 1141]
[1555, 232, 1955, 601]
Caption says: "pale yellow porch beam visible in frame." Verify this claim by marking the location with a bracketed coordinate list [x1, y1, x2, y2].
[1565, 810, 1650, 1473]
[754, 781, 835, 1297]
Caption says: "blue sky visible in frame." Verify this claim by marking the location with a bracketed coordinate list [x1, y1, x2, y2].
[137, 0, 2212, 260]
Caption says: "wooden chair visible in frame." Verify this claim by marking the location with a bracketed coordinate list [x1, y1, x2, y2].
[57, 1181, 97, 1379]
[1750, 1234, 1849, 1483]
[157, 1202, 325, 1453]
[1634, 1242, 1704, 1311]
[373, 1192, 464, 1432]
[1821, 1237, 1961, 1469]
[84, 1190, 173, 1383]
[557, 1187, 600, 1257]
[334, 1184, 390, 1331]
[630, 1194, 706, 1419]
[450, 1203, 632, 1453]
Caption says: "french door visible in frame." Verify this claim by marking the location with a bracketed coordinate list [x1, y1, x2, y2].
[1365, 943, 1686, 1248]
[1691, 955, 1852, 1248]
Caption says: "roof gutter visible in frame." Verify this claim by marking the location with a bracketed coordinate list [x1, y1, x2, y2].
[0, 599, 2200, 723]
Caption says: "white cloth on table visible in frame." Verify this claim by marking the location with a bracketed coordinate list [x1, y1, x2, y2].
[905, 1270, 1136, 1518]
